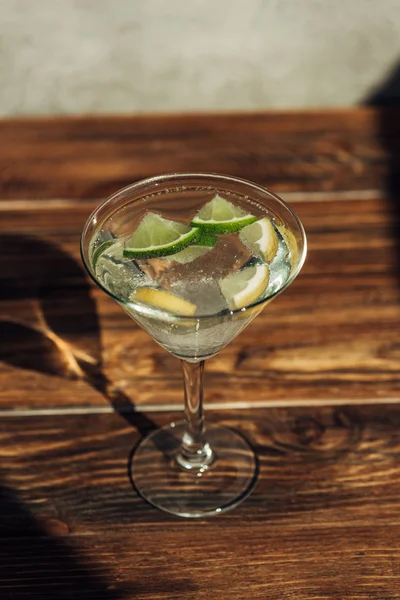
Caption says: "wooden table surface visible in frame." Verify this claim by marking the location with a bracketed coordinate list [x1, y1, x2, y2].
[1, 108, 400, 599]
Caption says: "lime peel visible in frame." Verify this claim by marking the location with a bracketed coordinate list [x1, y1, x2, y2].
[190, 195, 257, 233]
[196, 232, 218, 247]
[123, 212, 199, 259]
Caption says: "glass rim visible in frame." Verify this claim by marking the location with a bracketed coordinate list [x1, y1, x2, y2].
[80, 172, 307, 322]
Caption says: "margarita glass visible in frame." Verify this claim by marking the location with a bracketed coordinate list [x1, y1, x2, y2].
[81, 173, 307, 517]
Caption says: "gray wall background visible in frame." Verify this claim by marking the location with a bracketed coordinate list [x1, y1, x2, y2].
[1, 0, 400, 116]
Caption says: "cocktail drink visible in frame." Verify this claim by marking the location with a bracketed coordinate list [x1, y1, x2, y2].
[81, 173, 307, 517]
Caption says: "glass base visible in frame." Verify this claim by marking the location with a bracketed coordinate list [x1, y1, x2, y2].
[130, 421, 258, 518]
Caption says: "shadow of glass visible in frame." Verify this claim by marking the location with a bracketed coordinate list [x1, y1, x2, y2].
[0, 477, 198, 598]
[364, 62, 400, 277]
[0, 233, 191, 593]
[0, 233, 157, 435]
[0, 479, 128, 599]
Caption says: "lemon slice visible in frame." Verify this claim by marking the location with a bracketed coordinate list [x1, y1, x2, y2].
[131, 287, 197, 316]
[239, 217, 279, 262]
[123, 212, 199, 259]
[190, 195, 257, 233]
[219, 263, 270, 310]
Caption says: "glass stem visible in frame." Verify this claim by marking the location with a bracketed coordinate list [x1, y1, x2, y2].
[176, 360, 214, 470]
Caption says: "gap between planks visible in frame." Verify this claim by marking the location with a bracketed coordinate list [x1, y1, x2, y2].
[1, 396, 400, 418]
[0, 189, 386, 212]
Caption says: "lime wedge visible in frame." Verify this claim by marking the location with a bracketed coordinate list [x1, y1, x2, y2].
[196, 232, 218, 247]
[123, 212, 199, 259]
[219, 263, 270, 310]
[239, 217, 279, 262]
[190, 195, 257, 233]
[131, 287, 197, 316]
[167, 231, 217, 264]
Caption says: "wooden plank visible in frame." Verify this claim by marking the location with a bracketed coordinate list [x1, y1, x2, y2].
[0, 526, 399, 599]
[1, 407, 400, 598]
[0, 108, 396, 200]
[2, 110, 400, 600]
[1, 196, 400, 410]
[1, 406, 400, 532]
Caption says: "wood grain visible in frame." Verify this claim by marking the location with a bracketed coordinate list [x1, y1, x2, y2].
[0, 108, 395, 200]
[0, 527, 399, 599]
[1, 406, 400, 598]
[1, 406, 400, 530]
[1, 195, 400, 410]
[2, 109, 400, 599]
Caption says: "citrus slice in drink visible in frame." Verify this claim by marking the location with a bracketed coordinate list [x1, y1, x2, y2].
[239, 217, 279, 262]
[219, 263, 270, 310]
[123, 212, 199, 259]
[190, 195, 257, 233]
[167, 232, 217, 264]
[196, 232, 218, 247]
[131, 287, 197, 316]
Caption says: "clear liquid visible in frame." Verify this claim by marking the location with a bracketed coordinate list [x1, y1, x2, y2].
[92, 223, 293, 361]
